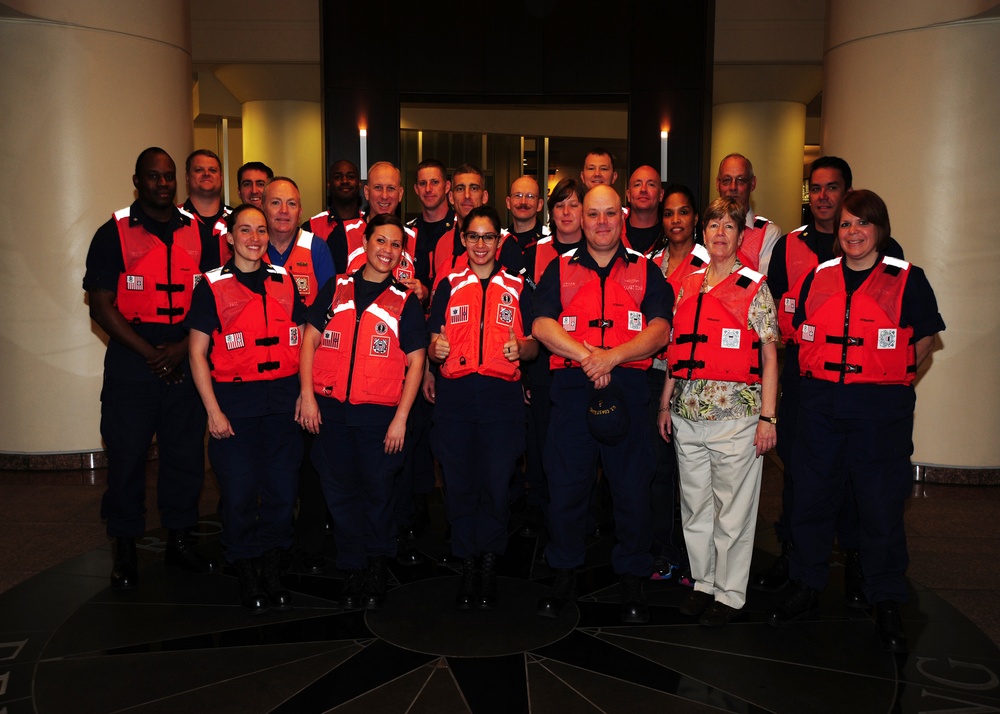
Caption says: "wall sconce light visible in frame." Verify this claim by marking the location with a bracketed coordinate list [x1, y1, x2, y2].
[660, 131, 668, 182]
[359, 129, 368, 180]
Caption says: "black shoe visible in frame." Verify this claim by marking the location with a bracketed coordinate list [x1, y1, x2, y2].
[537, 568, 576, 618]
[767, 581, 820, 627]
[260, 549, 292, 611]
[875, 600, 908, 653]
[620, 575, 649, 624]
[236, 558, 268, 614]
[164, 529, 217, 574]
[843, 549, 868, 609]
[699, 600, 742, 627]
[455, 556, 477, 610]
[340, 569, 366, 609]
[593, 519, 615, 538]
[395, 538, 425, 567]
[478, 552, 498, 609]
[364, 556, 389, 610]
[110, 536, 138, 590]
[679, 589, 714, 617]
[751, 540, 791, 592]
[517, 505, 545, 538]
[301, 552, 326, 574]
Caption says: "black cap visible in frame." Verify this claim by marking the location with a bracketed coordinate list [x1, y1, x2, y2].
[586, 377, 630, 445]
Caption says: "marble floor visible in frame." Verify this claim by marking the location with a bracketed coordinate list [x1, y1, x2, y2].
[1, 454, 998, 713]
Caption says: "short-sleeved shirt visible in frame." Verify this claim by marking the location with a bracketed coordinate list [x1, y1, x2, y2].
[185, 260, 307, 417]
[429, 264, 533, 421]
[305, 271, 428, 425]
[671, 260, 779, 422]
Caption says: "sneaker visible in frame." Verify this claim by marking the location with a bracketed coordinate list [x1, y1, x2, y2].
[650, 557, 678, 581]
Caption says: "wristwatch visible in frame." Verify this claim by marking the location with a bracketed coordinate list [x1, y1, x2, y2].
[759, 415, 778, 425]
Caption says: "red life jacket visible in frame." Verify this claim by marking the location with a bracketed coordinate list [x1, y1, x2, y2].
[551, 248, 652, 371]
[263, 230, 320, 306]
[439, 268, 525, 382]
[345, 220, 418, 282]
[797, 256, 916, 385]
[669, 266, 764, 383]
[650, 243, 710, 362]
[307, 210, 336, 240]
[311, 277, 412, 405]
[204, 265, 300, 382]
[114, 206, 202, 324]
[736, 216, 770, 271]
[777, 226, 818, 343]
[532, 236, 562, 283]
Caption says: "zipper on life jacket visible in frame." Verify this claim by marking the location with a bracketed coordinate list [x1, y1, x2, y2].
[345, 299, 363, 401]
[478, 280, 487, 366]
[165, 242, 174, 323]
[839, 289, 854, 384]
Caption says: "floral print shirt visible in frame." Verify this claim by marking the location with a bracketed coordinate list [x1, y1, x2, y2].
[671, 262, 778, 421]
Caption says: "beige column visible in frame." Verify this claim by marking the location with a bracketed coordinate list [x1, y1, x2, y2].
[711, 101, 807, 236]
[0, 2, 192, 457]
[823, 1, 1000, 468]
[241, 100, 323, 219]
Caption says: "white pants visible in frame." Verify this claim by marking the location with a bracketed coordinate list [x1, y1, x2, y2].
[673, 414, 763, 609]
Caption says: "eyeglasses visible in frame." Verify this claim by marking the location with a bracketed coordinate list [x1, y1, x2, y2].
[465, 232, 499, 245]
[510, 192, 539, 201]
[719, 176, 751, 187]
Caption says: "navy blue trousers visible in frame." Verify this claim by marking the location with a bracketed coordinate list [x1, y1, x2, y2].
[775, 347, 859, 549]
[789, 406, 913, 602]
[314, 422, 402, 571]
[544, 368, 654, 577]
[100, 375, 206, 537]
[208, 412, 301, 562]
[434, 413, 525, 558]
[647, 367, 683, 564]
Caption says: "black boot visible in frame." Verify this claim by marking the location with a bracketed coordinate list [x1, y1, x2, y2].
[260, 549, 292, 611]
[340, 569, 366, 609]
[478, 552, 498, 610]
[110, 536, 138, 590]
[236, 558, 268, 614]
[751, 540, 791, 592]
[843, 549, 868, 609]
[767, 580, 820, 627]
[620, 574, 649, 624]
[875, 600, 908, 653]
[165, 529, 217, 574]
[455, 556, 477, 610]
[537, 568, 576, 618]
[364, 555, 389, 610]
